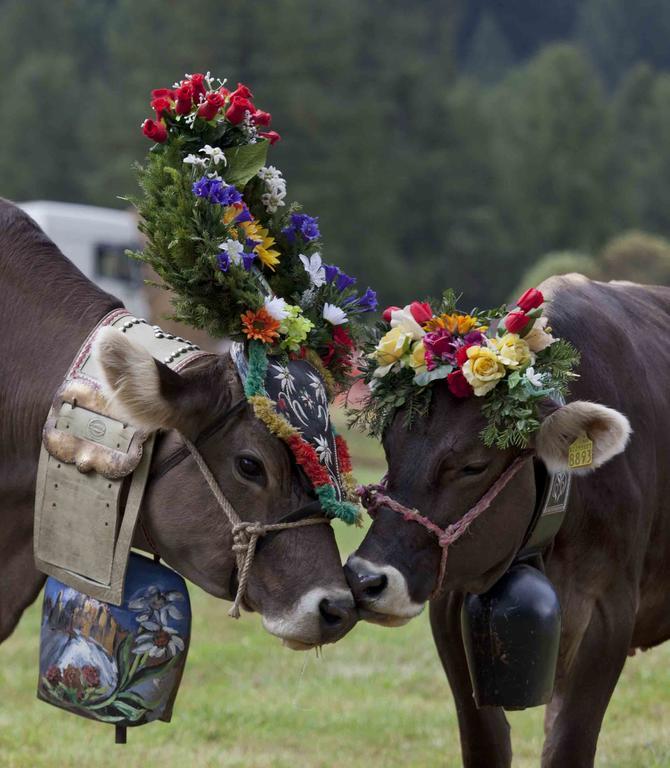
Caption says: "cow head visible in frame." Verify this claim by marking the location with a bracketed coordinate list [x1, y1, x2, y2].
[95, 328, 357, 650]
[345, 385, 630, 626]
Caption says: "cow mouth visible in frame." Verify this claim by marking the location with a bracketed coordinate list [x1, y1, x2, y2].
[357, 607, 414, 627]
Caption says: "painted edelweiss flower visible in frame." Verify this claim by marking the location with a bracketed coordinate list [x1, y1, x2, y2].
[461, 346, 506, 396]
[132, 621, 185, 659]
[323, 303, 347, 325]
[129, 586, 185, 625]
[488, 333, 533, 370]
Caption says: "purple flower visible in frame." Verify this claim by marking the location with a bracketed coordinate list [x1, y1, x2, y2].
[282, 213, 320, 243]
[241, 251, 257, 271]
[356, 287, 377, 312]
[235, 205, 253, 222]
[336, 270, 356, 291]
[324, 264, 340, 283]
[192, 177, 212, 198]
[424, 329, 455, 370]
[217, 252, 230, 272]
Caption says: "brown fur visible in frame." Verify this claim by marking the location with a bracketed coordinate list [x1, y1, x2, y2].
[348, 276, 670, 767]
[0, 199, 355, 648]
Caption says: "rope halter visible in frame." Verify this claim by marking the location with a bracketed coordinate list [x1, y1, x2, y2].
[356, 452, 533, 599]
[183, 437, 331, 618]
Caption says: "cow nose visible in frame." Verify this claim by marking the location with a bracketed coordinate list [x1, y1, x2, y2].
[344, 562, 388, 604]
[318, 597, 357, 642]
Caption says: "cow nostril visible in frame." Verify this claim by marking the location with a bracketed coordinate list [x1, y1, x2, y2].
[319, 597, 348, 626]
[361, 573, 387, 599]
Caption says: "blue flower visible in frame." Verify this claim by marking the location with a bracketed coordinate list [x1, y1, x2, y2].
[336, 270, 356, 291]
[192, 177, 212, 198]
[324, 264, 340, 284]
[235, 205, 253, 222]
[217, 252, 230, 272]
[241, 252, 257, 271]
[282, 213, 320, 243]
[356, 287, 378, 312]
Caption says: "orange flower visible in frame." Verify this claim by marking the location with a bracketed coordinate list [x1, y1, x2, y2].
[240, 308, 280, 343]
[424, 313, 480, 335]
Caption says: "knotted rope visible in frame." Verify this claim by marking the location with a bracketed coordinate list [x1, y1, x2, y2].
[357, 452, 533, 598]
[183, 438, 330, 618]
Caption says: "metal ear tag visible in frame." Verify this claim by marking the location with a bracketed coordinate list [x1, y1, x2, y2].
[568, 434, 593, 469]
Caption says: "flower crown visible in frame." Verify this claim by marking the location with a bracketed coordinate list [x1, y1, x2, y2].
[132, 72, 376, 523]
[352, 288, 579, 449]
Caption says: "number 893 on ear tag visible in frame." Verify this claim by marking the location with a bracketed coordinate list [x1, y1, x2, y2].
[568, 434, 593, 469]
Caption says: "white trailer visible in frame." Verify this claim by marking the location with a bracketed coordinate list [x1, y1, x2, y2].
[18, 201, 148, 318]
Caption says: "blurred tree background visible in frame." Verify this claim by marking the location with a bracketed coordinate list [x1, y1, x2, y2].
[3, 0, 670, 307]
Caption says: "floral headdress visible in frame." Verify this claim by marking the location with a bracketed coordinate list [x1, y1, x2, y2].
[352, 287, 579, 448]
[132, 72, 377, 523]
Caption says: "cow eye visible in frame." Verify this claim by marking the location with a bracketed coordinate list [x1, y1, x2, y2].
[461, 463, 488, 477]
[236, 455, 265, 481]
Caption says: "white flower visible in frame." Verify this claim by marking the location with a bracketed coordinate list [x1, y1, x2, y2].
[132, 621, 185, 659]
[128, 586, 185, 625]
[300, 252, 326, 287]
[390, 306, 425, 341]
[261, 190, 286, 213]
[199, 144, 227, 166]
[183, 153, 208, 168]
[525, 366, 545, 387]
[313, 434, 333, 464]
[323, 302, 348, 325]
[258, 165, 283, 182]
[264, 295, 289, 321]
[271, 363, 295, 394]
[218, 239, 245, 265]
[523, 316, 556, 353]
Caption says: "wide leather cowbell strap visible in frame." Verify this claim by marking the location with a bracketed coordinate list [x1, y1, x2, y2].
[34, 310, 211, 605]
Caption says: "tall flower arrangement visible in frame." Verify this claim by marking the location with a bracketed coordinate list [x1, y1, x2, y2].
[352, 288, 579, 448]
[131, 72, 376, 523]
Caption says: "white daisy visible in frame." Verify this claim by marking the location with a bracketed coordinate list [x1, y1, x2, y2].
[264, 295, 289, 321]
[322, 302, 347, 325]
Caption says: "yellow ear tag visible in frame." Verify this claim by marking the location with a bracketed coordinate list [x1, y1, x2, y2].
[568, 434, 593, 469]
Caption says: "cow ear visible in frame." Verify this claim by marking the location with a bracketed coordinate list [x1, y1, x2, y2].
[535, 401, 631, 474]
[93, 327, 189, 432]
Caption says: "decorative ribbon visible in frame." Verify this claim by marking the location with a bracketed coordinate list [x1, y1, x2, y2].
[356, 452, 534, 598]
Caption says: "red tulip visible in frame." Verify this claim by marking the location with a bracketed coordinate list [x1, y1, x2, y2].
[516, 287, 544, 312]
[503, 311, 530, 334]
[409, 301, 433, 324]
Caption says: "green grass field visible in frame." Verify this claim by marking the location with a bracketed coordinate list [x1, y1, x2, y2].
[1, 416, 668, 767]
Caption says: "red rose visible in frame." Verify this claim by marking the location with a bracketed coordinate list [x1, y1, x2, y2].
[503, 311, 530, 334]
[382, 305, 400, 323]
[189, 73, 207, 100]
[447, 369, 473, 399]
[322, 326, 355, 366]
[142, 118, 168, 143]
[455, 343, 476, 367]
[226, 94, 255, 124]
[231, 82, 253, 99]
[151, 88, 175, 100]
[409, 301, 433, 324]
[259, 130, 281, 144]
[198, 91, 225, 121]
[151, 96, 172, 118]
[252, 109, 272, 127]
[175, 83, 194, 115]
[516, 287, 544, 312]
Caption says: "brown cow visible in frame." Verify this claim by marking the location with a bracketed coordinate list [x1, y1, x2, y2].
[346, 275, 669, 767]
[0, 199, 356, 651]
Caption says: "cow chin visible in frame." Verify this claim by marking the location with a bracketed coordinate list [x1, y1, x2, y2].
[260, 587, 356, 650]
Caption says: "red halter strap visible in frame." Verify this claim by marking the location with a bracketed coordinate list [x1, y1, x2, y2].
[356, 452, 534, 598]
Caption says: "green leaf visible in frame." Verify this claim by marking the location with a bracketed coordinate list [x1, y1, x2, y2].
[223, 140, 269, 187]
[110, 699, 146, 722]
[413, 366, 451, 386]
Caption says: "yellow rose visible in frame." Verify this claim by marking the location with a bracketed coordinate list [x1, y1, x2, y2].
[373, 326, 412, 377]
[488, 333, 533, 369]
[462, 345, 506, 396]
[409, 340, 426, 370]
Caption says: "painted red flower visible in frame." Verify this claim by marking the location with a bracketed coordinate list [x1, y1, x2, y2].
[81, 665, 100, 688]
[516, 288, 544, 312]
[62, 665, 81, 690]
[45, 665, 62, 686]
